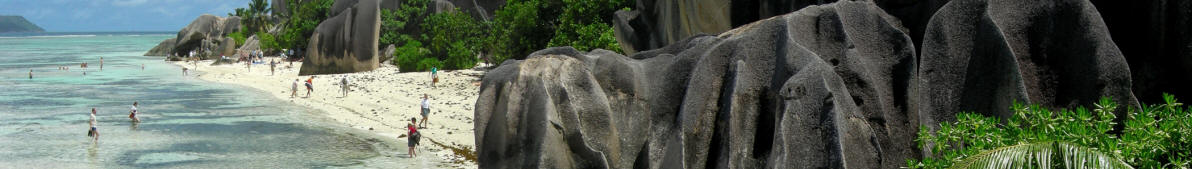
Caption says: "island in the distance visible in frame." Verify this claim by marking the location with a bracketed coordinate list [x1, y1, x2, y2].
[0, 15, 45, 33]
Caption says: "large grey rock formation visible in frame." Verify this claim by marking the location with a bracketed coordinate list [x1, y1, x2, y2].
[477, 0, 1142, 168]
[478, 2, 913, 168]
[614, 0, 952, 55]
[300, 0, 382, 75]
[1090, 0, 1192, 103]
[919, 0, 1140, 128]
[144, 38, 177, 56]
[144, 14, 241, 58]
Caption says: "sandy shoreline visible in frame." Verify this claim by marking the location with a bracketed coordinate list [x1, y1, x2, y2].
[170, 60, 480, 168]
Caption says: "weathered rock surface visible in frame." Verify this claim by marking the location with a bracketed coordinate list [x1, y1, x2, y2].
[919, 0, 1140, 128]
[237, 35, 261, 56]
[478, 0, 1142, 168]
[478, 2, 911, 168]
[614, 0, 952, 55]
[144, 38, 177, 56]
[144, 14, 241, 59]
[300, 0, 382, 75]
[1091, 0, 1192, 103]
[380, 44, 395, 64]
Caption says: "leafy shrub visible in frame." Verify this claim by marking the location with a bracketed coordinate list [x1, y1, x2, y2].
[393, 40, 431, 71]
[424, 11, 481, 69]
[443, 41, 475, 70]
[257, 31, 280, 52]
[415, 58, 443, 72]
[229, 30, 248, 47]
[909, 94, 1192, 169]
[279, 0, 334, 51]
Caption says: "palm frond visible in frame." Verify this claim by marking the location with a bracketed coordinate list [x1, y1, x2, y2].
[950, 141, 1133, 169]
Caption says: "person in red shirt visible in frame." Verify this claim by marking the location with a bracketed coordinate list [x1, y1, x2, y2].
[407, 118, 419, 158]
[305, 76, 315, 97]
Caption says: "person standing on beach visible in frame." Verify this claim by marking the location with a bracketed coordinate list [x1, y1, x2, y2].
[28, 69, 33, 79]
[128, 102, 140, 123]
[420, 94, 430, 128]
[430, 67, 438, 87]
[407, 118, 419, 158]
[292, 79, 300, 98]
[99, 57, 103, 70]
[88, 108, 99, 142]
[340, 76, 349, 97]
[270, 59, 276, 75]
[305, 76, 315, 97]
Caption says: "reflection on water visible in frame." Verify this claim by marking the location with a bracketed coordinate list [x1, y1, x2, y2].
[0, 34, 385, 168]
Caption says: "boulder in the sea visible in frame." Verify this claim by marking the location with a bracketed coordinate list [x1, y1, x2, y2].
[147, 14, 241, 59]
[300, 0, 382, 75]
[145, 38, 177, 56]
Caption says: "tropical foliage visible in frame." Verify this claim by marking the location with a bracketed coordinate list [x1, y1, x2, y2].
[909, 94, 1192, 169]
[279, 0, 334, 51]
[949, 141, 1132, 169]
[486, 0, 632, 65]
[229, 0, 273, 36]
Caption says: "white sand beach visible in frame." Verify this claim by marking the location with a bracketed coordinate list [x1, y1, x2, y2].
[172, 60, 481, 168]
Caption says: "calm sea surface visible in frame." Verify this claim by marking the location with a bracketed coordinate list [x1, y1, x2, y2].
[0, 32, 386, 168]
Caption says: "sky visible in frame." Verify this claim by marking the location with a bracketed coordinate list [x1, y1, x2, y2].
[0, 0, 255, 32]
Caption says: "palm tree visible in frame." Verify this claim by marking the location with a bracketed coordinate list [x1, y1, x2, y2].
[951, 141, 1133, 169]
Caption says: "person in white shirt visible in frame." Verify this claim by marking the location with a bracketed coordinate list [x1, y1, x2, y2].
[128, 102, 140, 123]
[292, 79, 299, 98]
[88, 108, 99, 142]
[420, 94, 430, 128]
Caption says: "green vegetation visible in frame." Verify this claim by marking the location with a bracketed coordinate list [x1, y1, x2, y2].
[225, 0, 632, 70]
[949, 141, 1132, 168]
[393, 40, 431, 71]
[228, 30, 248, 47]
[0, 15, 45, 33]
[424, 11, 481, 70]
[258, 31, 281, 52]
[486, 0, 631, 65]
[909, 94, 1192, 169]
[279, 0, 334, 51]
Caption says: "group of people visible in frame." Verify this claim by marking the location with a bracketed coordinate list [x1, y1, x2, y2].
[87, 102, 141, 142]
[30, 57, 110, 79]
[407, 94, 432, 157]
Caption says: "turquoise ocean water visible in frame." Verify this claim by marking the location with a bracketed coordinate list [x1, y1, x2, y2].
[0, 33, 386, 168]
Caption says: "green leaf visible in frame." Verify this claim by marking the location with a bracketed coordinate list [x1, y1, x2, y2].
[951, 141, 1133, 169]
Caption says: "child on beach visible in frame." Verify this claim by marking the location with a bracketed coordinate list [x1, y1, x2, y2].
[128, 102, 140, 123]
[183, 67, 189, 76]
[88, 108, 99, 142]
[292, 79, 299, 98]
[408, 118, 419, 158]
[341, 76, 349, 97]
[270, 60, 276, 75]
[420, 94, 430, 128]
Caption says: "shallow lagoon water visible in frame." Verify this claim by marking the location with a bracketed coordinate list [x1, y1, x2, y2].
[0, 33, 386, 168]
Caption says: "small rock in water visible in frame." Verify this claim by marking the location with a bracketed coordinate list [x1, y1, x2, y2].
[369, 127, 374, 130]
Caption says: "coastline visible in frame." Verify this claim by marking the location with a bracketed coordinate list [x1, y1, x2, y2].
[170, 60, 480, 168]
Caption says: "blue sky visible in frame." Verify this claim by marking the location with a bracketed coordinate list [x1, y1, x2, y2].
[0, 0, 256, 32]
